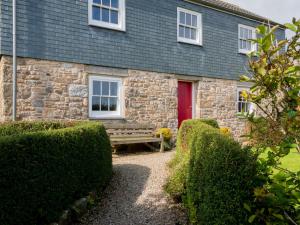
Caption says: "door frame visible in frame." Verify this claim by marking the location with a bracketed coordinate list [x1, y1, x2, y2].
[178, 80, 196, 119]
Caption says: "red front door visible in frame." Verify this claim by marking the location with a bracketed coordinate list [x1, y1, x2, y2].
[178, 81, 193, 128]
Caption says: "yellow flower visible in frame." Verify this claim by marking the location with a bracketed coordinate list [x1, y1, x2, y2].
[156, 128, 172, 141]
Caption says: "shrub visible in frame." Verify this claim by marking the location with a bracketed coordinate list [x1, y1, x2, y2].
[156, 128, 172, 141]
[165, 119, 219, 200]
[0, 121, 112, 225]
[186, 123, 257, 225]
[220, 127, 232, 136]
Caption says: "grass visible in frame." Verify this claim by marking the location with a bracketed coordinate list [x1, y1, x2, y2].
[279, 149, 300, 172]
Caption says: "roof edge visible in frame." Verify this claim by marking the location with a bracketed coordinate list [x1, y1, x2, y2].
[185, 0, 286, 29]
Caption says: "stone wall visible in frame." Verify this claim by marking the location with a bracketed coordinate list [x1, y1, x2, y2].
[0, 55, 248, 139]
[0, 56, 179, 132]
[125, 70, 178, 133]
[195, 77, 248, 138]
[0, 56, 89, 121]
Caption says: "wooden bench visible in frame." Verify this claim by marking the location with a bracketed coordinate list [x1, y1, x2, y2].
[105, 124, 164, 152]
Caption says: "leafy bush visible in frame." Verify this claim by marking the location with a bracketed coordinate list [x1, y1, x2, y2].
[240, 19, 300, 224]
[0, 121, 69, 136]
[156, 128, 173, 141]
[165, 119, 219, 200]
[0, 121, 112, 225]
[220, 127, 232, 136]
[186, 123, 257, 225]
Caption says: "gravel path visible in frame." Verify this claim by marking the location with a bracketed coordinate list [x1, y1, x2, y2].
[78, 151, 187, 225]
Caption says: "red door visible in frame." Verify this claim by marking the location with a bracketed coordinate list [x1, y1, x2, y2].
[178, 81, 193, 128]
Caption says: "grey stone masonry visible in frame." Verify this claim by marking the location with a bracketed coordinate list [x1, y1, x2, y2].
[0, 55, 248, 139]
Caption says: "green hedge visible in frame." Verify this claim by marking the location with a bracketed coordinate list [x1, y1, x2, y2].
[165, 119, 219, 200]
[0, 121, 112, 225]
[186, 123, 257, 224]
[166, 120, 257, 224]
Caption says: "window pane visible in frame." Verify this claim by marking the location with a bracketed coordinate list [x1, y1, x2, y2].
[192, 15, 197, 27]
[238, 102, 242, 113]
[185, 27, 191, 39]
[92, 6, 101, 20]
[102, 81, 109, 95]
[239, 92, 243, 101]
[239, 40, 243, 49]
[246, 41, 251, 50]
[93, 81, 101, 95]
[110, 82, 118, 96]
[109, 97, 118, 111]
[92, 96, 100, 111]
[241, 28, 245, 39]
[186, 13, 191, 26]
[102, 0, 110, 6]
[101, 97, 109, 111]
[191, 28, 196, 40]
[111, 10, 118, 24]
[249, 30, 253, 39]
[102, 8, 110, 22]
[93, 0, 101, 4]
[242, 40, 247, 49]
[111, 0, 119, 8]
[180, 12, 185, 24]
[179, 25, 185, 37]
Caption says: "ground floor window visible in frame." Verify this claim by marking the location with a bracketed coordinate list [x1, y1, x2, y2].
[89, 75, 123, 118]
[237, 87, 254, 114]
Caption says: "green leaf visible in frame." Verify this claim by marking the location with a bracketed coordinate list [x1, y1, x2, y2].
[285, 23, 297, 32]
[240, 75, 251, 82]
[244, 203, 251, 212]
[272, 213, 284, 220]
[285, 66, 300, 74]
[248, 215, 257, 223]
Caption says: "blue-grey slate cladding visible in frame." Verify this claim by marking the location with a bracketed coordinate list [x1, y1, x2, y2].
[0, 0, 285, 80]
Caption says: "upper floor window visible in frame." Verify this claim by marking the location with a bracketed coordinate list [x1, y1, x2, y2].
[89, 0, 126, 31]
[89, 76, 123, 118]
[177, 8, 202, 46]
[238, 24, 256, 54]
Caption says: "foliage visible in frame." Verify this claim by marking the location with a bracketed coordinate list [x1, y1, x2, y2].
[241, 18, 300, 224]
[165, 119, 219, 201]
[0, 121, 112, 225]
[156, 128, 173, 141]
[220, 127, 232, 136]
[186, 123, 257, 225]
[197, 118, 220, 129]
[0, 121, 70, 136]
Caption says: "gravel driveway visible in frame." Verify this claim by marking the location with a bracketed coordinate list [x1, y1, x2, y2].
[78, 151, 187, 225]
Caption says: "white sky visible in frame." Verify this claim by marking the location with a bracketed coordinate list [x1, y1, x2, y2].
[224, 0, 300, 38]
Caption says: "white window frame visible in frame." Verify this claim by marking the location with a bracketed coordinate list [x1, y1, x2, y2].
[177, 7, 202, 46]
[88, 0, 126, 31]
[238, 24, 256, 54]
[89, 75, 124, 119]
[237, 87, 255, 115]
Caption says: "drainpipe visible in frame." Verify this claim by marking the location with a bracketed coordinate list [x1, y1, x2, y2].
[12, 0, 17, 121]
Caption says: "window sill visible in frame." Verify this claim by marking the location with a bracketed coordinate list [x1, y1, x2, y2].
[89, 116, 126, 120]
[88, 20, 126, 32]
[178, 39, 202, 47]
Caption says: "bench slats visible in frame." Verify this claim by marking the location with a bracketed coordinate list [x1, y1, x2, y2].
[104, 123, 164, 152]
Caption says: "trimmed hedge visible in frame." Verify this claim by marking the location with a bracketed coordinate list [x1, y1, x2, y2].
[0, 121, 112, 225]
[166, 119, 257, 224]
[186, 123, 257, 224]
[165, 119, 219, 200]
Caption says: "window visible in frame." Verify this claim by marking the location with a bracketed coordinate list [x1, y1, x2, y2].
[238, 24, 256, 54]
[89, 0, 126, 31]
[237, 88, 254, 114]
[177, 8, 202, 46]
[89, 76, 123, 118]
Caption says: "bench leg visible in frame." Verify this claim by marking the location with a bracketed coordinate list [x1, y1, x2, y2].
[160, 134, 164, 153]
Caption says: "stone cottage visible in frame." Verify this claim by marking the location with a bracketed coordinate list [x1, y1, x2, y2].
[0, 0, 285, 138]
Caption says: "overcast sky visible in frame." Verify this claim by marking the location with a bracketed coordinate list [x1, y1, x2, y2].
[224, 0, 300, 38]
